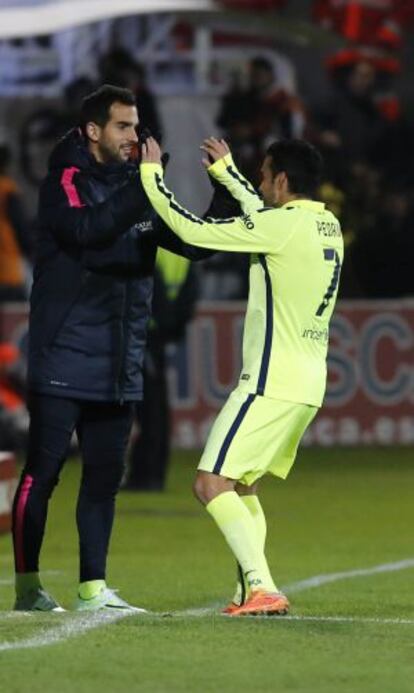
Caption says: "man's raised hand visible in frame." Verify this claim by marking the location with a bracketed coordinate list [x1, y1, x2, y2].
[200, 137, 231, 169]
[141, 136, 162, 165]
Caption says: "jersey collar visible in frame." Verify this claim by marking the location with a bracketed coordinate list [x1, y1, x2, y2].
[281, 199, 325, 212]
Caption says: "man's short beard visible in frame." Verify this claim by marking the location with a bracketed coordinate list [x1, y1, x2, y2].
[98, 141, 123, 164]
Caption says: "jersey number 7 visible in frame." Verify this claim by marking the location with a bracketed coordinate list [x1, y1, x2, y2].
[316, 248, 341, 317]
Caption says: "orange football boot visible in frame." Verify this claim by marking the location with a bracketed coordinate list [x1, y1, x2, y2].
[222, 601, 242, 615]
[228, 590, 289, 616]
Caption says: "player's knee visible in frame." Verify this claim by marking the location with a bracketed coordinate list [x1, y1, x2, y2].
[193, 471, 234, 506]
[22, 468, 61, 498]
[80, 464, 123, 502]
[192, 475, 206, 504]
[193, 473, 217, 505]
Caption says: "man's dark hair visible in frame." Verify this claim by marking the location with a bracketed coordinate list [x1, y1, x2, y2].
[266, 139, 323, 197]
[79, 84, 136, 136]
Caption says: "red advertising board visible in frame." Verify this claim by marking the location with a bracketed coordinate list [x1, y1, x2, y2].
[0, 300, 413, 448]
[169, 300, 414, 447]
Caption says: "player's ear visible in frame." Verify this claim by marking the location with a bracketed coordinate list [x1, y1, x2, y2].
[276, 171, 288, 190]
[86, 121, 100, 143]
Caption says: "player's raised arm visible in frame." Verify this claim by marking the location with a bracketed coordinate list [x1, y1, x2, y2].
[201, 137, 264, 215]
[140, 137, 277, 254]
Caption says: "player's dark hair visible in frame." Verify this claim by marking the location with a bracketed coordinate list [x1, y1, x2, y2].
[79, 84, 136, 137]
[266, 139, 323, 197]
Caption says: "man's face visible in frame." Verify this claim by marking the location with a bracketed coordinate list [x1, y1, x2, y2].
[347, 61, 376, 97]
[90, 102, 139, 164]
[259, 155, 283, 206]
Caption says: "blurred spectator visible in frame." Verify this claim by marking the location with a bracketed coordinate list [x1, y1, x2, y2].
[351, 184, 414, 298]
[20, 76, 96, 187]
[310, 37, 414, 299]
[217, 56, 306, 183]
[61, 77, 98, 132]
[99, 48, 162, 141]
[0, 144, 32, 301]
[312, 60, 388, 186]
[313, 0, 404, 50]
[219, 1, 286, 9]
[309, 0, 414, 299]
[0, 342, 29, 451]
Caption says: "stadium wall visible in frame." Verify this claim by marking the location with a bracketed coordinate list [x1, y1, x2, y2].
[167, 300, 414, 448]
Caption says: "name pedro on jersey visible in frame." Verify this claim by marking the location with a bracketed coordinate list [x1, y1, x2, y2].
[317, 220, 341, 237]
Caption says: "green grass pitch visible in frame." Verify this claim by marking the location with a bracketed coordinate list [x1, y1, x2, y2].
[1, 448, 414, 692]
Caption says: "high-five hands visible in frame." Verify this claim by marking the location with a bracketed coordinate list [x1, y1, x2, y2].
[141, 136, 162, 165]
[200, 137, 231, 168]
[141, 134, 231, 169]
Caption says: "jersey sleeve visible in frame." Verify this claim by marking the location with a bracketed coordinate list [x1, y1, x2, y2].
[207, 154, 264, 214]
[140, 163, 283, 254]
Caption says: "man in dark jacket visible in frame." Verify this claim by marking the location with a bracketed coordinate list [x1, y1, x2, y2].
[11, 84, 224, 612]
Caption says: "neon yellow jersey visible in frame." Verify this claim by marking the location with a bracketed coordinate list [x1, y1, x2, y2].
[141, 155, 344, 407]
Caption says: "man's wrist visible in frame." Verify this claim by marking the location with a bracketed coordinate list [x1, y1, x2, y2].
[140, 162, 163, 174]
[208, 153, 234, 178]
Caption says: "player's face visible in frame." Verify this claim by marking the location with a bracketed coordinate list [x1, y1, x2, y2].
[93, 102, 139, 164]
[259, 155, 287, 206]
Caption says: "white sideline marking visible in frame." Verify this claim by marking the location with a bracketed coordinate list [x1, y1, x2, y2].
[0, 611, 131, 652]
[285, 615, 414, 626]
[2, 557, 414, 650]
[171, 609, 414, 627]
[283, 558, 414, 594]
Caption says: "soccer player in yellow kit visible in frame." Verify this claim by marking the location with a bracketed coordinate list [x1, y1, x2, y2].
[141, 136, 343, 616]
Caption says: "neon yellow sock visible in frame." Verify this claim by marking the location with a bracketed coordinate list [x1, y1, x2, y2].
[78, 579, 106, 600]
[15, 572, 41, 597]
[206, 491, 277, 594]
[232, 494, 268, 604]
[241, 495, 267, 551]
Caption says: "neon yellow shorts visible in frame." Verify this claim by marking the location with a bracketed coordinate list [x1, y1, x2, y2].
[198, 387, 317, 486]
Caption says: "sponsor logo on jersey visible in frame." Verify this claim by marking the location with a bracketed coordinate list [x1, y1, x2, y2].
[302, 328, 329, 342]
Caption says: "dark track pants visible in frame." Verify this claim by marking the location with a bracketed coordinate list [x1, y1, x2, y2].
[12, 394, 134, 582]
[128, 337, 169, 490]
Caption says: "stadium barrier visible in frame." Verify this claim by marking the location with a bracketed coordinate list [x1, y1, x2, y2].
[167, 300, 414, 448]
[0, 300, 413, 449]
[0, 452, 18, 535]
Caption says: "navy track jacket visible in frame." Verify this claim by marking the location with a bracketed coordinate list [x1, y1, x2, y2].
[28, 128, 215, 402]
